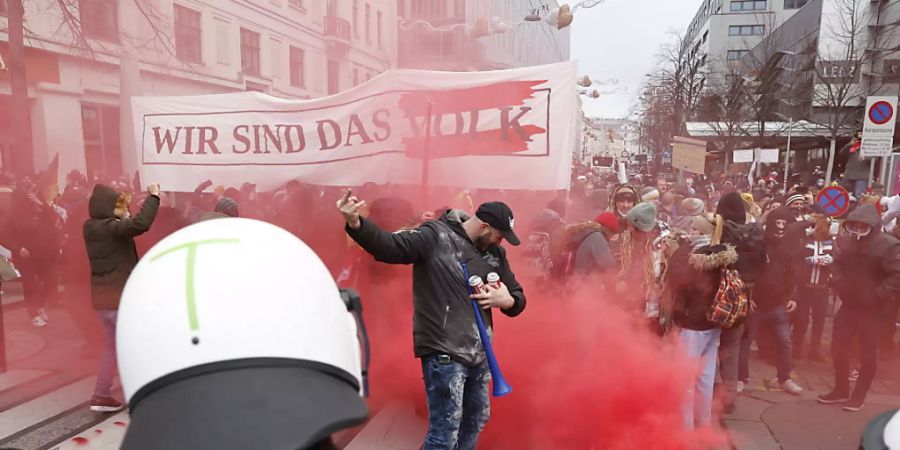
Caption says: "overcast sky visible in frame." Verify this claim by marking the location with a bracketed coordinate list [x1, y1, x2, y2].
[571, 0, 701, 119]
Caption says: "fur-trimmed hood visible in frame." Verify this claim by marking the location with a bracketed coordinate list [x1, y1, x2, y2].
[688, 244, 738, 271]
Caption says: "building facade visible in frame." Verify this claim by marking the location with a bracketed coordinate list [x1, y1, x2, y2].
[396, 0, 570, 71]
[0, 0, 397, 179]
[684, 0, 811, 86]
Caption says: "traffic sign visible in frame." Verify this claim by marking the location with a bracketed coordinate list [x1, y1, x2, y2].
[861, 96, 898, 157]
[816, 186, 850, 217]
[869, 101, 893, 125]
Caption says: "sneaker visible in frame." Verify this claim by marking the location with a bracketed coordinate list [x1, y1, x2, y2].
[89, 396, 123, 412]
[736, 380, 745, 393]
[842, 397, 865, 412]
[32, 316, 47, 328]
[37, 308, 49, 322]
[817, 390, 850, 404]
[781, 379, 804, 395]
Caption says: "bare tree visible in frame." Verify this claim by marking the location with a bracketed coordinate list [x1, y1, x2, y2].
[811, 0, 872, 182]
[638, 31, 707, 166]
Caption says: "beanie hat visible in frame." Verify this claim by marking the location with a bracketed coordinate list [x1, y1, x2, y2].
[786, 193, 806, 206]
[626, 202, 657, 232]
[595, 211, 621, 234]
[691, 213, 716, 236]
[215, 197, 239, 217]
[716, 191, 747, 223]
[640, 186, 660, 203]
[681, 198, 705, 217]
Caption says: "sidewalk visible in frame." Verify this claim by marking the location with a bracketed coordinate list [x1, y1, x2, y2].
[725, 350, 900, 450]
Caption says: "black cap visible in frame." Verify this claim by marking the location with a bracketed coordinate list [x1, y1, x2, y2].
[475, 202, 520, 246]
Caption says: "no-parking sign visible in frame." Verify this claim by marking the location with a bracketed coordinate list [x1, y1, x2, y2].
[816, 186, 850, 217]
[861, 96, 898, 157]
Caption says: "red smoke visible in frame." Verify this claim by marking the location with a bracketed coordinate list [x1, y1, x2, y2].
[349, 236, 728, 449]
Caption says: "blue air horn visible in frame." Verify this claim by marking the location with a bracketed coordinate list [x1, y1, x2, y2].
[461, 263, 513, 397]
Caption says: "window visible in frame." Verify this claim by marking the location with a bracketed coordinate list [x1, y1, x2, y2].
[288, 0, 304, 8]
[730, 1, 766, 11]
[728, 25, 764, 36]
[784, 0, 809, 8]
[377, 11, 382, 47]
[365, 3, 371, 43]
[289, 46, 305, 87]
[81, 104, 122, 178]
[240, 28, 261, 76]
[174, 5, 202, 63]
[397, 0, 405, 18]
[79, 0, 118, 41]
[0, 0, 7, 15]
[353, 0, 359, 37]
[353, 68, 359, 86]
[327, 60, 340, 94]
[727, 50, 748, 60]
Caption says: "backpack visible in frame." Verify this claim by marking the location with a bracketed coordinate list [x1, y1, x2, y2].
[525, 231, 554, 283]
[707, 267, 749, 328]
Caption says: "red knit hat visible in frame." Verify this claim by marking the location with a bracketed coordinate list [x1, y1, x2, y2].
[595, 211, 621, 234]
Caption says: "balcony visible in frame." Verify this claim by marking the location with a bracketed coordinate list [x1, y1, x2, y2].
[324, 15, 351, 56]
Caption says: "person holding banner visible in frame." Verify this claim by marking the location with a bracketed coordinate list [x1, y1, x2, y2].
[337, 190, 526, 450]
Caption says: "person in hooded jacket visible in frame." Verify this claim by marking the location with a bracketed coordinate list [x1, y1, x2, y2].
[667, 212, 734, 429]
[738, 207, 804, 395]
[715, 191, 766, 412]
[83, 182, 160, 413]
[338, 190, 526, 450]
[785, 205, 835, 361]
[818, 204, 900, 412]
[565, 211, 619, 281]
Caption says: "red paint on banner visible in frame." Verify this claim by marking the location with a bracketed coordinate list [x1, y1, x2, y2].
[403, 126, 546, 159]
[397, 81, 545, 116]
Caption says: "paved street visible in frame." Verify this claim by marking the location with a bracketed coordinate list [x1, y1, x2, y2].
[0, 281, 896, 449]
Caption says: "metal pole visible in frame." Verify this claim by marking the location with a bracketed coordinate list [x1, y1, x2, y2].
[420, 99, 434, 208]
[784, 118, 792, 191]
[868, 157, 876, 189]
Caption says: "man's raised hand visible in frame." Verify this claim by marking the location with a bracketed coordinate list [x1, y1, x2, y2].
[337, 189, 366, 229]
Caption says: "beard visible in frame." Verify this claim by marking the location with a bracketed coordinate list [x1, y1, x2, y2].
[474, 233, 494, 251]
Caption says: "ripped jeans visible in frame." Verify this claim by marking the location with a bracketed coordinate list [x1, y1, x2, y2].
[421, 354, 491, 450]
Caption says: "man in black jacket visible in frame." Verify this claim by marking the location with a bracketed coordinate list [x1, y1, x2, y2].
[818, 204, 900, 412]
[338, 190, 525, 450]
[83, 182, 160, 412]
[738, 207, 803, 395]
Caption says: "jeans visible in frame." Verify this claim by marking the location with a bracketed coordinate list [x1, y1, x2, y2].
[421, 355, 491, 450]
[791, 286, 829, 356]
[679, 328, 721, 429]
[739, 307, 793, 383]
[718, 323, 744, 407]
[831, 306, 882, 401]
[94, 310, 118, 398]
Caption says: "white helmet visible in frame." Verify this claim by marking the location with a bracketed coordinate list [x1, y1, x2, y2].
[117, 218, 368, 449]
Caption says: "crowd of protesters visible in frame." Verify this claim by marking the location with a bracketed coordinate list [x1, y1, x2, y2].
[528, 164, 900, 429]
[0, 157, 898, 428]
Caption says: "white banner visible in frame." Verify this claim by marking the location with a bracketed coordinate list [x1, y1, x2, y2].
[132, 62, 578, 192]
